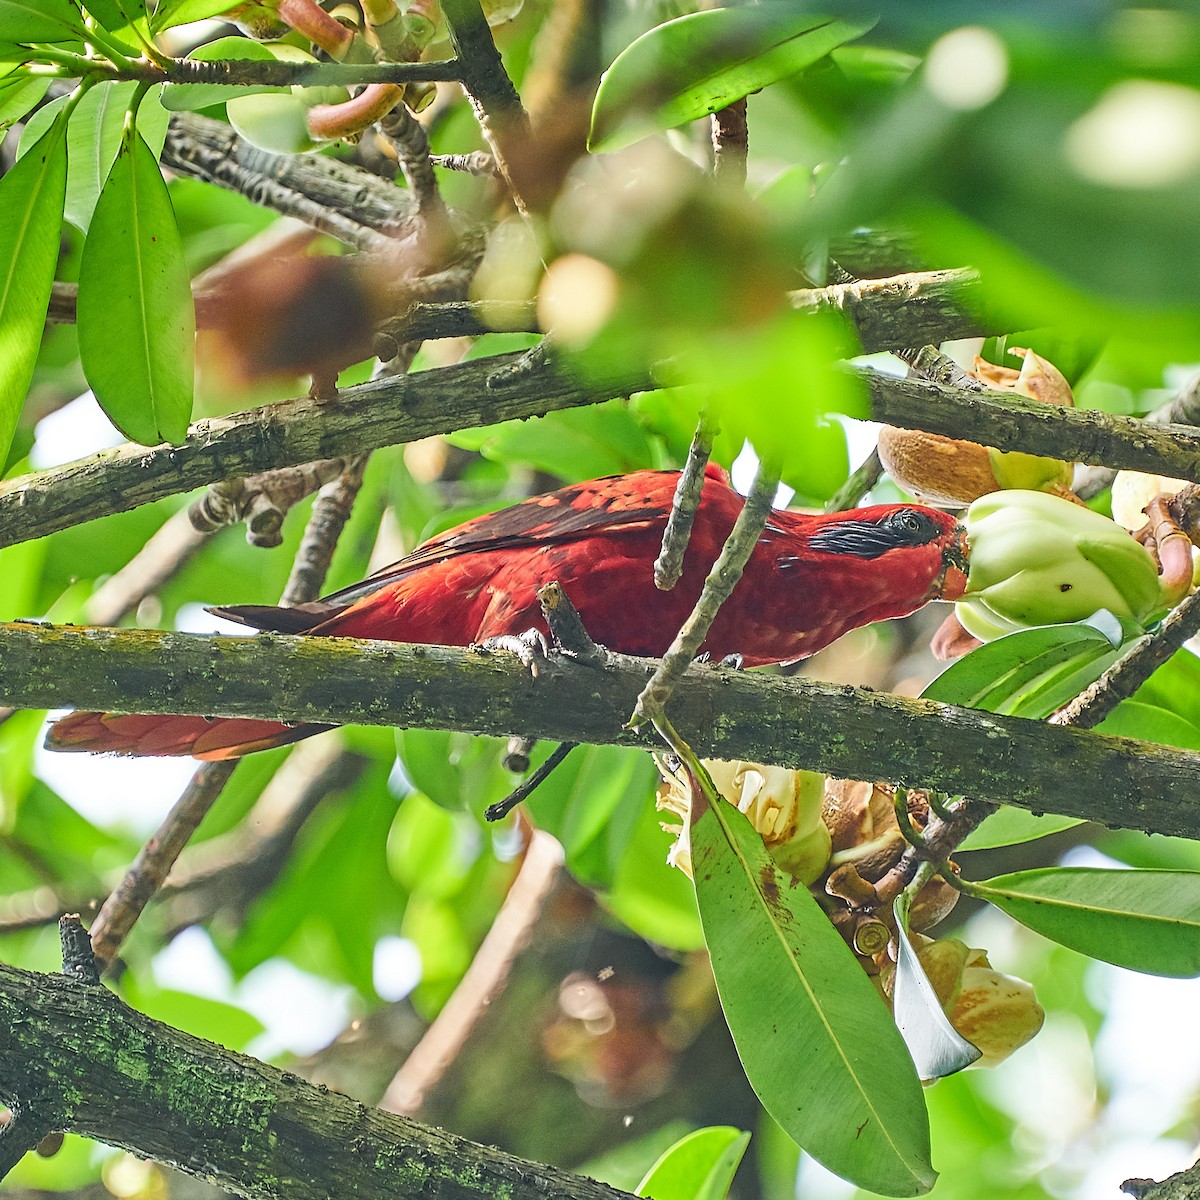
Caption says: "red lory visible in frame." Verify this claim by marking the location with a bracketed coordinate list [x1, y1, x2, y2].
[46, 464, 968, 759]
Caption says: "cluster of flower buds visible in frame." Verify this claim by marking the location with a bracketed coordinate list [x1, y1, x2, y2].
[956, 488, 1166, 641]
[656, 761, 1043, 1068]
[656, 758, 831, 884]
[878, 348, 1075, 507]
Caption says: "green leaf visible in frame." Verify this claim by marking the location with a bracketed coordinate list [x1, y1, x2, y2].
[922, 617, 1124, 718]
[152, 0, 240, 31]
[958, 808, 1083, 852]
[636, 1126, 750, 1200]
[1097, 699, 1200, 753]
[160, 36, 279, 112]
[590, 8, 877, 152]
[84, 0, 146, 32]
[692, 797, 933, 1196]
[923, 619, 1126, 849]
[0, 107, 67, 468]
[61, 81, 170, 230]
[77, 125, 195, 445]
[964, 867, 1200, 977]
[0, 0, 85, 42]
[0, 72, 48, 130]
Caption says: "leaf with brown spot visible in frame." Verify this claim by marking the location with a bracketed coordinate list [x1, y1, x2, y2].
[691, 800, 934, 1196]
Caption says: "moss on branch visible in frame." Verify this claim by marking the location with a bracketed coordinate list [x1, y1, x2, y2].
[3, 622, 1199, 840]
[0, 962, 635, 1200]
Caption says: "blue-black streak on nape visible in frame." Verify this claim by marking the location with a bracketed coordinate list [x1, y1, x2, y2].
[806, 510, 945, 559]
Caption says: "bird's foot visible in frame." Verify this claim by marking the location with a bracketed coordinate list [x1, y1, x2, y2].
[474, 628, 550, 679]
[694, 651, 745, 669]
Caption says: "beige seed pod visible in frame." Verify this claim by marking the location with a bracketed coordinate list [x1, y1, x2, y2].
[878, 347, 1075, 507]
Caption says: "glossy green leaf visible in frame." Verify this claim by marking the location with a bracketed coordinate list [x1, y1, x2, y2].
[160, 36, 279, 112]
[590, 8, 877, 152]
[0, 107, 67, 468]
[958, 808, 1083, 852]
[922, 616, 1124, 717]
[152, 0, 241, 31]
[636, 1126, 750, 1200]
[60, 81, 170, 230]
[692, 797, 933, 1196]
[0, 0, 85, 41]
[923, 619, 1123, 849]
[0, 72, 47, 129]
[964, 867, 1200, 977]
[77, 126, 195, 446]
[84, 0, 146, 32]
[891, 896, 980, 1079]
[1097, 699, 1200, 752]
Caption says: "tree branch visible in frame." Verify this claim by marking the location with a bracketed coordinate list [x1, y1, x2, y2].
[859, 366, 1200, 482]
[162, 113, 419, 249]
[9, 348, 1200, 554]
[0, 352, 648, 550]
[792, 269, 989, 350]
[7, 624, 1200, 840]
[0, 962, 636, 1200]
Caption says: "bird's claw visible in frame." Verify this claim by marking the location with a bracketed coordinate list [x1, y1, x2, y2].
[475, 628, 550, 679]
[693, 651, 744, 669]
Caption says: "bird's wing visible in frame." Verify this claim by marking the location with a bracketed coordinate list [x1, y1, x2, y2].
[315, 471, 679, 609]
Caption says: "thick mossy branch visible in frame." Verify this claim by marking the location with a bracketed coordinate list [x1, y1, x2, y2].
[0, 963, 635, 1200]
[5, 623, 1200, 840]
[0, 352, 646, 550]
[8, 352, 1200, 552]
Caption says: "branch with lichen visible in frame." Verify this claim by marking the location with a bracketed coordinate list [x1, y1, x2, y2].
[0, 952, 638, 1200]
[6, 622, 1200, 841]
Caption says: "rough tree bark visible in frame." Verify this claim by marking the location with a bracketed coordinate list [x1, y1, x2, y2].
[5, 623, 1200, 840]
[0, 961, 637, 1200]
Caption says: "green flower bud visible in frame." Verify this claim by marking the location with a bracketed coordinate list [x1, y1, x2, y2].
[957, 490, 1164, 640]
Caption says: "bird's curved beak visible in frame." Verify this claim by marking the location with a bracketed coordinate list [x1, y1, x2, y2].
[939, 523, 971, 601]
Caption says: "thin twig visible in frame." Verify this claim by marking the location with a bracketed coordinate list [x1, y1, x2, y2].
[711, 98, 748, 187]
[378, 104, 451, 239]
[634, 457, 781, 722]
[440, 0, 533, 211]
[537, 581, 606, 665]
[430, 151, 497, 175]
[485, 744, 577, 822]
[654, 416, 716, 591]
[89, 761, 239, 972]
[373, 831, 563, 1112]
[282, 455, 371, 605]
[1050, 589, 1200, 730]
[825, 449, 883, 514]
[163, 114, 401, 253]
[895, 344, 985, 392]
[876, 585, 1200, 900]
[373, 299, 537, 349]
[59, 915, 100, 986]
[89, 454, 373, 972]
[84, 509, 210, 625]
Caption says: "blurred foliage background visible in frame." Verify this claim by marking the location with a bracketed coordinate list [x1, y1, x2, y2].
[4, 1, 1200, 1198]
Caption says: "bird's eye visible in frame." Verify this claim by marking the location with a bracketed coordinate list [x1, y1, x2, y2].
[898, 511, 922, 533]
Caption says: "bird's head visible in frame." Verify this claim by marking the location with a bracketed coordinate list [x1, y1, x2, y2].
[805, 505, 970, 602]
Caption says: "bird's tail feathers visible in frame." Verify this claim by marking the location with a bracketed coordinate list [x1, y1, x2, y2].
[44, 710, 330, 759]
